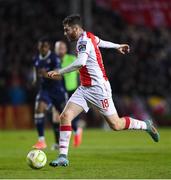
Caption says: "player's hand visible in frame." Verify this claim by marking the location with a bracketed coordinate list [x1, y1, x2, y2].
[118, 44, 130, 54]
[47, 70, 61, 80]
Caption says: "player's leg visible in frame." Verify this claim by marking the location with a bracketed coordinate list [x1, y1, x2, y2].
[49, 86, 89, 167]
[71, 116, 79, 132]
[104, 113, 147, 131]
[47, 106, 60, 150]
[49, 102, 84, 167]
[52, 107, 60, 148]
[72, 117, 83, 147]
[102, 97, 160, 142]
[68, 90, 83, 148]
[85, 81, 159, 142]
[50, 92, 68, 150]
[59, 102, 83, 156]
[104, 113, 159, 142]
[33, 99, 47, 149]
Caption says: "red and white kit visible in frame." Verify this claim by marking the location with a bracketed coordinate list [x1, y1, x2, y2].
[63, 31, 121, 116]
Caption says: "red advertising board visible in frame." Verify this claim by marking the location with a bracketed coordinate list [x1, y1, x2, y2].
[96, 0, 171, 27]
[0, 105, 33, 129]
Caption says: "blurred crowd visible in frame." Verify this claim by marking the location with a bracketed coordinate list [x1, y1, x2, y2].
[93, 7, 171, 96]
[0, 0, 67, 105]
[0, 0, 171, 125]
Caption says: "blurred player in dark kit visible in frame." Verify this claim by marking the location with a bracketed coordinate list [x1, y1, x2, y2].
[32, 37, 67, 150]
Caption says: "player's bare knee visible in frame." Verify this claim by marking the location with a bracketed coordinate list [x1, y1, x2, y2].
[59, 112, 72, 125]
[60, 111, 71, 121]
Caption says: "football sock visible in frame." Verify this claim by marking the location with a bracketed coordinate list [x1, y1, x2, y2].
[38, 136, 45, 141]
[35, 113, 45, 138]
[59, 125, 72, 156]
[124, 116, 147, 130]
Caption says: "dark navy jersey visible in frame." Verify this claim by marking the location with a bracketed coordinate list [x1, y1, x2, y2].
[33, 51, 65, 94]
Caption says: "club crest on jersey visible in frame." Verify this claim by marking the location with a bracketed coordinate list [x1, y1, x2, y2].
[78, 44, 86, 52]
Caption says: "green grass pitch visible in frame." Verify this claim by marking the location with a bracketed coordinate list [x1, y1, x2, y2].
[0, 128, 171, 179]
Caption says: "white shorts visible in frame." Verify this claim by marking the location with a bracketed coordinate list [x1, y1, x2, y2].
[68, 81, 117, 116]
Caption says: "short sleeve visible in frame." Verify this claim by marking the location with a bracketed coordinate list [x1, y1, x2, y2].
[76, 39, 91, 55]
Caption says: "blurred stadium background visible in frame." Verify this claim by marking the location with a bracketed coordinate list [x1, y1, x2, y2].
[0, 0, 171, 129]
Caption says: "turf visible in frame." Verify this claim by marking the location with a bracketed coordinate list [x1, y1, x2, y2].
[0, 128, 171, 179]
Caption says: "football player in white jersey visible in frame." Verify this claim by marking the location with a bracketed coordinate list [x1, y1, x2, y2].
[47, 14, 160, 167]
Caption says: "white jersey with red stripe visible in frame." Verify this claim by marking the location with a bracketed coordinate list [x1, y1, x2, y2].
[77, 31, 108, 86]
[67, 31, 119, 116]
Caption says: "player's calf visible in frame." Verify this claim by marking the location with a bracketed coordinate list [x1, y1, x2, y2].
[105, 115, 126, 131]
[105, 115, 148, 131]
[107, 119, 124, 131]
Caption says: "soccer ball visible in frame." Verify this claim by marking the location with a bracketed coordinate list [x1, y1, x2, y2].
[26, 150, 47, 169]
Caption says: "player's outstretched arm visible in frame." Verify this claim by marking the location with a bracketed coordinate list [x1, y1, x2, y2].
[96, 37, 130, 54]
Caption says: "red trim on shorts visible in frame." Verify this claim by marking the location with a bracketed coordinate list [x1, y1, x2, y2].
[124, 117, 130, 129]
[60, 125, 72, 131]
[86, 32, 108, 81]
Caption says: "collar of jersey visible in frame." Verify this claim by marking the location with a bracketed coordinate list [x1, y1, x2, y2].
[39, 50, 51, 60]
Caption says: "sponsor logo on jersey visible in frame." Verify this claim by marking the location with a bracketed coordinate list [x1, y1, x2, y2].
[78, 44, 86, 52]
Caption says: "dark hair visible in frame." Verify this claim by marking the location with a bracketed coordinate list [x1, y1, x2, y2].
[38, 36, 50, 44]
[63, 14, 82, 27]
